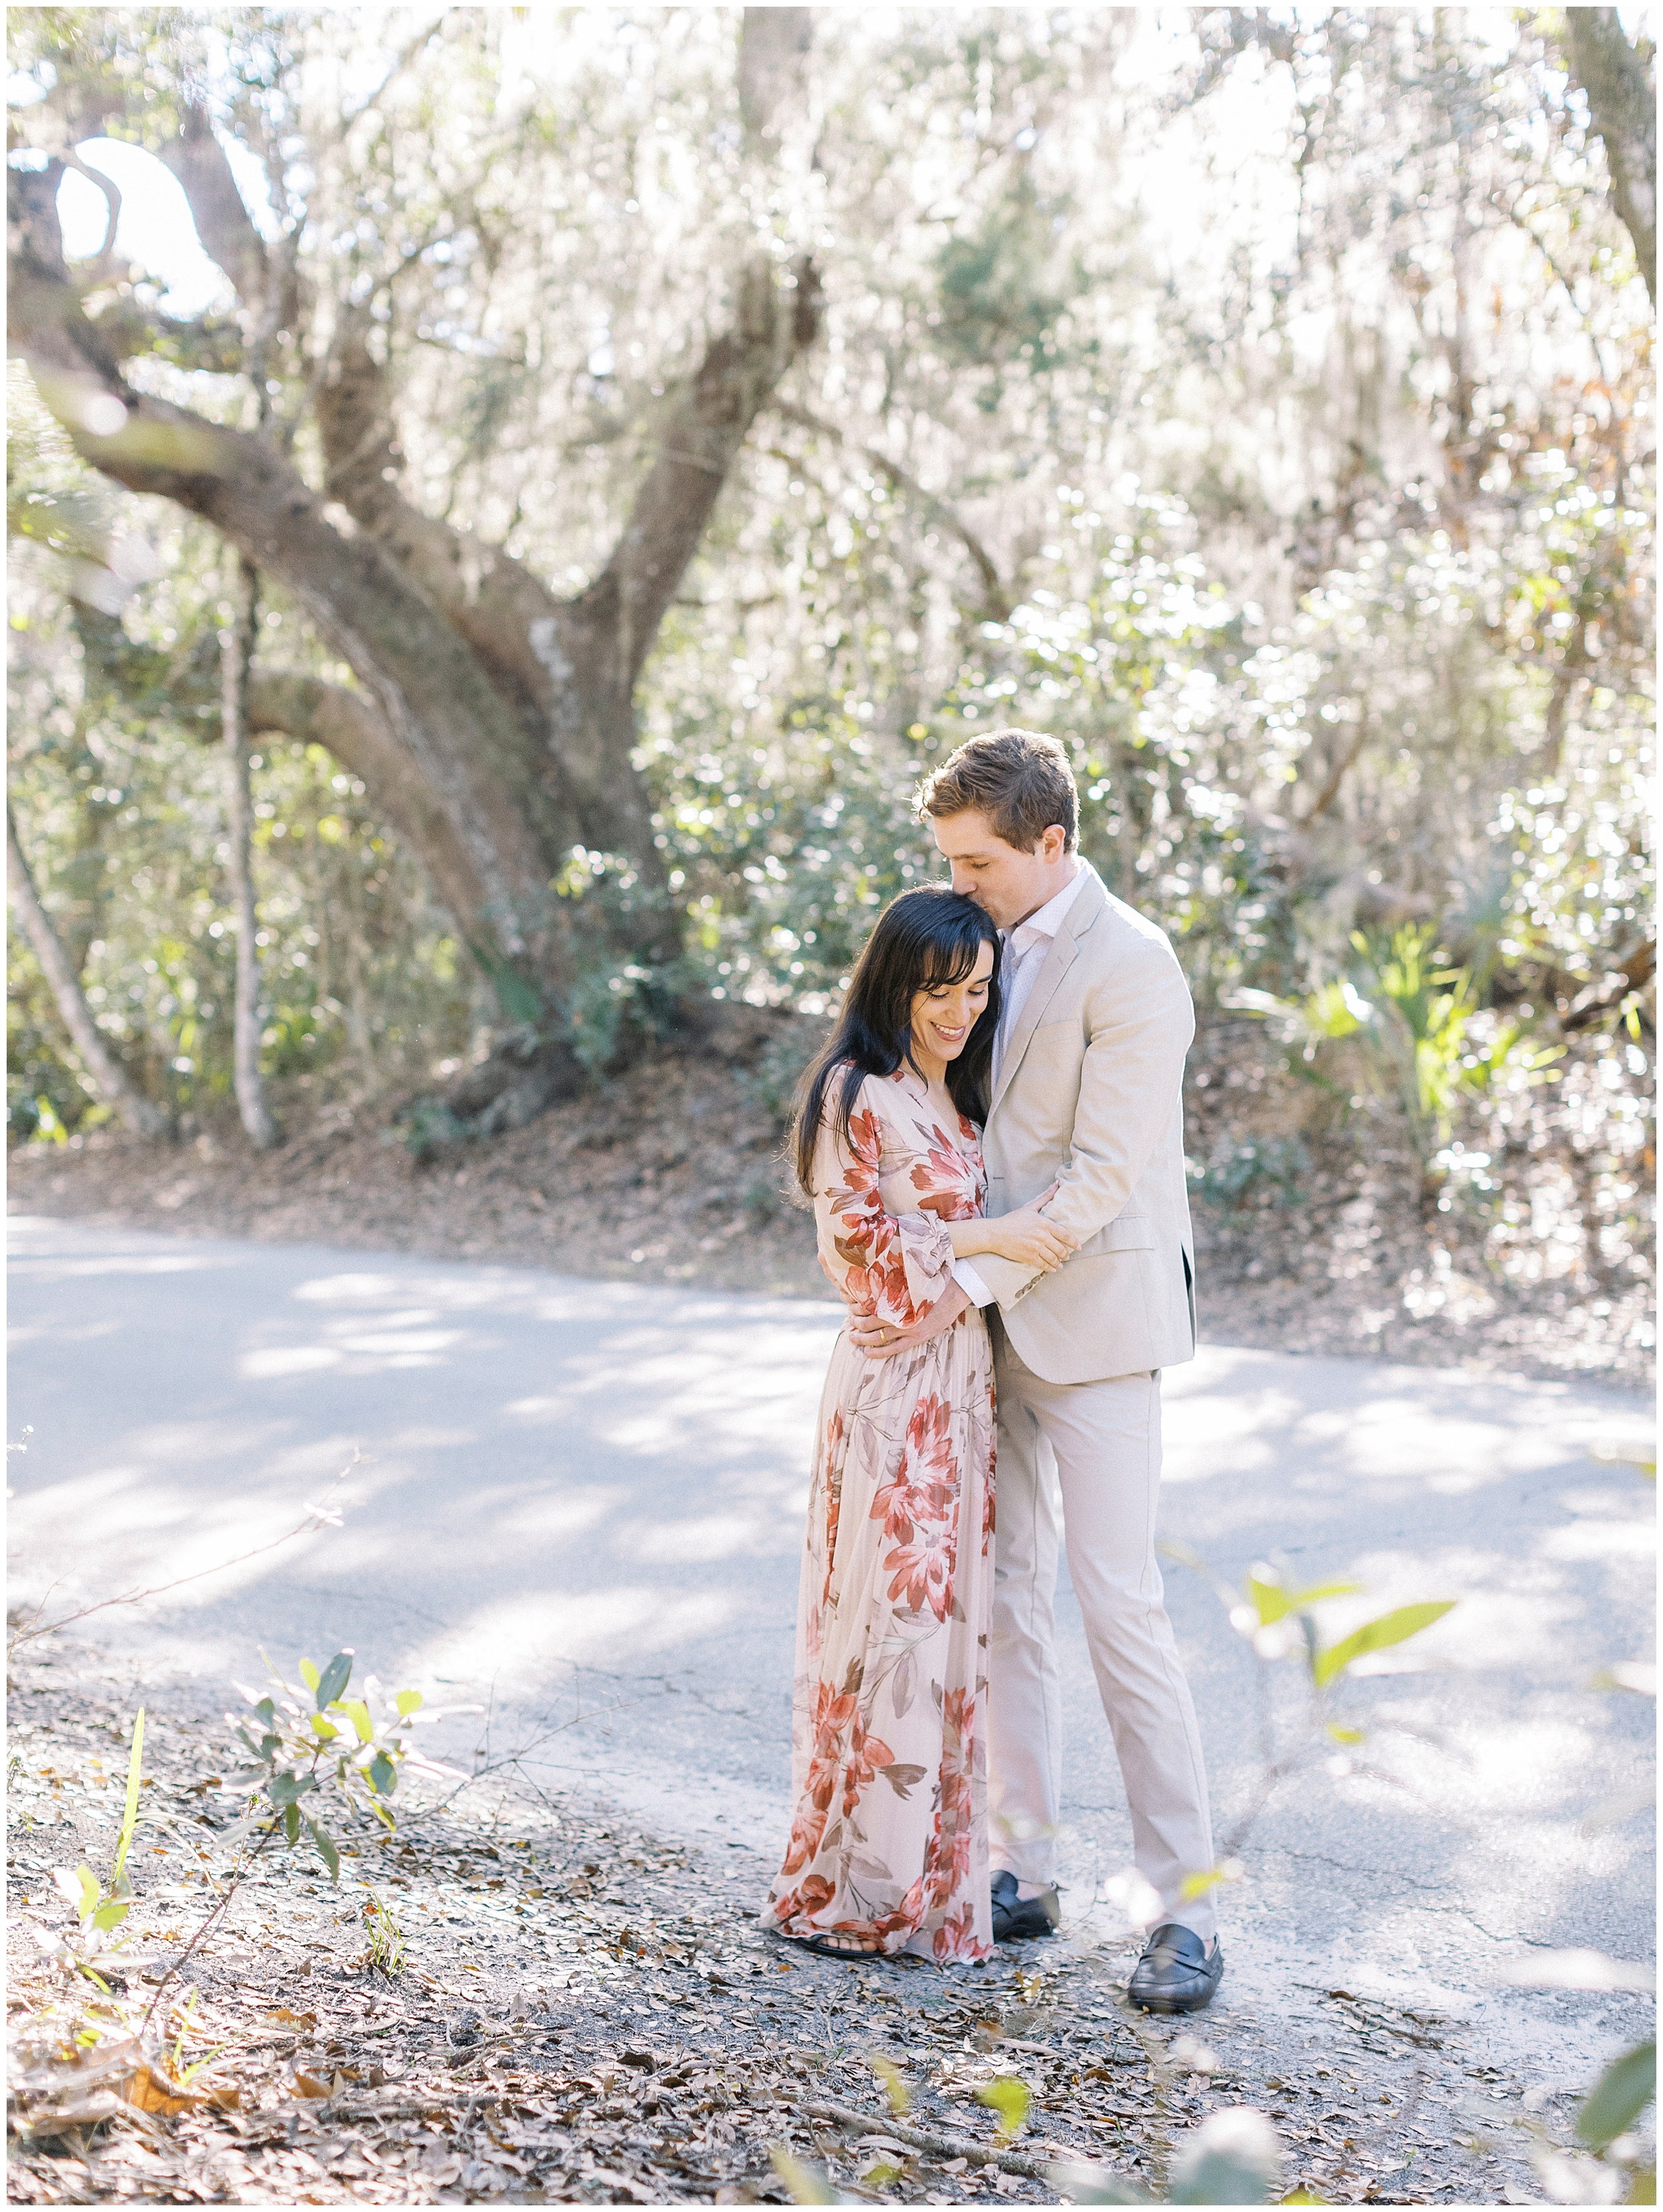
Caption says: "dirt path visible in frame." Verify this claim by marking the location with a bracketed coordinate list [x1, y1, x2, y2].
[9, 1026, 1651, 1389]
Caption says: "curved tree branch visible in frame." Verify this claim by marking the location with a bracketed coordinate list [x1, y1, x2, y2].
[315, 326, 573, 740]
[10, 161, 560, 983]
[154, 102, 273, 313]
[7, 805, 168, 1139]
[61, 149, 121, 278]
[244, 672, 501, 941]
[1564, 8, 1657, 301]
[583, 255, 823, 694]
[773, 399, 1012, 620]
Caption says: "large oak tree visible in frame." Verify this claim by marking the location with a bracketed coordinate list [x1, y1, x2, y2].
[9, 7, 820, 1115]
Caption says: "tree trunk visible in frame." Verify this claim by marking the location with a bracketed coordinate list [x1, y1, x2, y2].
[7, 805, 169, 1140]
[221, 556, 280, 1150]
[1565, 9, 1657, 302]
[8, 167, 819, 1039]
[7, 13, 821, 1131]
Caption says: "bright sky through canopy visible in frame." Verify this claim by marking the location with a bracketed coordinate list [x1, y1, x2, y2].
[57, 134, 278, 315]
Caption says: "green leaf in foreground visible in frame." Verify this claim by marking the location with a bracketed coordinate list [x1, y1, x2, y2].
[315, 1651, 353, 1710]
[1312, 1601, 1456, 1686]
[1247, 1572, 1362, 1628]
[53, 1865, 100, 1921]
[1169, 2108, 1282, 2204]
[112, 1706, 144, 1883]
[975, 2076, 1030, 2141]
[770, 2147, 854, 2203]
[1577, 2038, 1656, 2150]
[1054, 2163, 1151, 2205]
[307, 1818, 340, 1882]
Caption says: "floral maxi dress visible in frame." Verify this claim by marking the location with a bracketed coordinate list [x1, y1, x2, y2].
[762, 1068, 995, 1965]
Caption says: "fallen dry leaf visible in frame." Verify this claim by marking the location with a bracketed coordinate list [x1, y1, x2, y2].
[122, 2063, 206, 2116]
[263, 2008, 317, 2030]
[290, 2068, 333, 2099]
[14, 2091, 126, 2136]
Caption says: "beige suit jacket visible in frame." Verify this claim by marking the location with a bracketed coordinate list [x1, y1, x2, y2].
[972, 863, 1198, 1385]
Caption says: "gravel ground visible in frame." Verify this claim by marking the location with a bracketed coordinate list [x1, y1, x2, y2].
[6, 1643, 1614, 2208]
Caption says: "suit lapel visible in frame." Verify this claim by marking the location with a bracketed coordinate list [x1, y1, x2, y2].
[988, 865, 1106, 1119]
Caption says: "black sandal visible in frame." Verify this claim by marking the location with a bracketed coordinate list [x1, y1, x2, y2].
[775, 1929, 885, 1962]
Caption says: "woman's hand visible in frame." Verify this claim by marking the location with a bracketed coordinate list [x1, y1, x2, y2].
[979, 1200, 1080, 1273]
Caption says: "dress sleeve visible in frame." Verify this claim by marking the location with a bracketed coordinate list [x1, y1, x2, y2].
[812, 1081, 956, 1327]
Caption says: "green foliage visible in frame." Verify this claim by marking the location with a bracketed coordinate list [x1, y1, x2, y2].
[1231, 926, 1567, 1167]
[4, 3, 1652, 1351]
[1244, 1573, 1362, 1630]
[1229, 1561, 1457, 1691]
[1309, 1601, 1458, 1690]
[9, 516, 476, 1137]
[1187, 1137, 1310, 1212]
[1064, 2108, 1285, 2205]
[974, 2075, 1030, 2142]
[1578, 2039, 1656, 2152]
[51, 1706, 144, 1952]
[1167, 2109, 1283, 2205]
[770, 2147, 854, 2204]
[398, 1096, 474, 1166]
[166, 1990, 229, 2088]
[223, 1652, 468, 1873]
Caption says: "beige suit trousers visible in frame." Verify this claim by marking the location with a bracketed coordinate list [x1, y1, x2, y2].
[988, 1321, 1217, 1942]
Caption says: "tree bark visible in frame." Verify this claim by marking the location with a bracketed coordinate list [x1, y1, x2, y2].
[221, 556, 281, 1150]
[9, 13, 822, 1139]
[9, 65, 821, 1034]
[7, 805, 169, 1140]
[1564, 9, 1657, 302]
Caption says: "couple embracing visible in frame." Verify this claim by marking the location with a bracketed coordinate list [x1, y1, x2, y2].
[760, 730, 1223, 2016]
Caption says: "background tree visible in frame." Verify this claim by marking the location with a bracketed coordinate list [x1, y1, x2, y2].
[9, 6, 822, 1119]
[7, 9, 1653, 1332]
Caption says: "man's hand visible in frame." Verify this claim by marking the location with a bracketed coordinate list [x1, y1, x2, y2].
[846, 1280, 971, 1361]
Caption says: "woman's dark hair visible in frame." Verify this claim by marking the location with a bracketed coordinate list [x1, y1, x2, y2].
[792, 887, 1001, 1194]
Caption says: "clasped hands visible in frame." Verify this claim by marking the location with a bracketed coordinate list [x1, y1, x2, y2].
[846, 1188, 1080, 1361]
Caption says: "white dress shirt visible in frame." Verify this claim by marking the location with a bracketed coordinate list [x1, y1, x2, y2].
[954, 863, 1088, 1309]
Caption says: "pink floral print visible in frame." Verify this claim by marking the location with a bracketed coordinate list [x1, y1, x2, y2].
[762, 1069, 996, 1965]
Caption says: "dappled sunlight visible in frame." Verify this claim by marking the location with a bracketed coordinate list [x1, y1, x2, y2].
[494, 1488, 616, 1544]
[1541, 1514, 1656, 1564]
[404, 1584, 744, 1690]
[7, 1224, 233, 1282]
[238, 1344, 343, 1379]
[629, 1510, 798, 1566]
[9, 1219, 1651, 2044]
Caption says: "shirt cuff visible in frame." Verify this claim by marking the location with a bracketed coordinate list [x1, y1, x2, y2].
[952, 1258, 996, 1308]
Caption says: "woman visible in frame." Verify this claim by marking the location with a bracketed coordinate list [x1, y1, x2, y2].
[762, 887, 1077, 1964]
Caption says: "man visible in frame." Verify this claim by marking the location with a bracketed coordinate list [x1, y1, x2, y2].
[847, 728, 1221, 2014]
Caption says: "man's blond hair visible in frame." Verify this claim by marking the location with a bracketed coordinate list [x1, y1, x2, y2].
[915, 729, 1078, 852]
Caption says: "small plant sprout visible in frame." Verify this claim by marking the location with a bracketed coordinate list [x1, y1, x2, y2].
[166, 1991, 230, 2088]
[363, 1889, 408, 1977]
[51, 1705, 144, 1972]
[1183, 1548, 1456, 1709]
[1153, 1546, 1458, 1890]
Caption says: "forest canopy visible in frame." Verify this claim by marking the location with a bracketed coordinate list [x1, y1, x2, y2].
[6, 6, 1654, 1321]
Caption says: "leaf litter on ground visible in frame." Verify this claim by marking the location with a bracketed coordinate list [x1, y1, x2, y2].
[5, 1645, 1592, 2205]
